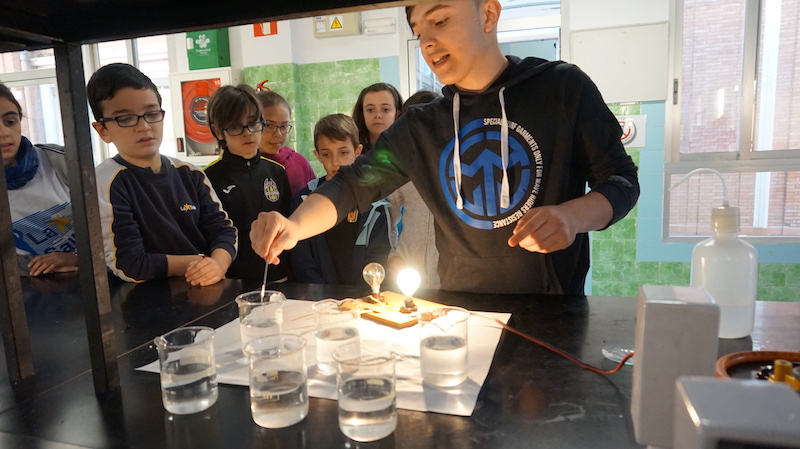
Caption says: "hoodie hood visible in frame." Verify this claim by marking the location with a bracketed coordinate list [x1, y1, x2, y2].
[441, 56, 559, 102]
[443, 56, 561, 210]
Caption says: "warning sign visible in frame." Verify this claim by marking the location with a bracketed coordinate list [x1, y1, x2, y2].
[312, 12, 361, 39]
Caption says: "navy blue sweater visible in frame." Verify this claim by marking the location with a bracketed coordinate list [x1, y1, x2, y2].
[96, 155, 237, 282]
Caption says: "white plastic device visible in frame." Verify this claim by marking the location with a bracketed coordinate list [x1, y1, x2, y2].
[674, 376, 800, 449]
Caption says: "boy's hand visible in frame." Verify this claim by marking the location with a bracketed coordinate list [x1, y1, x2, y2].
[185, 256, 225, 286]
[507, 192, 614, 253]
[27, 252, 79, 276]
[250, 211, 300, 265]
[507, 205, 577, 253]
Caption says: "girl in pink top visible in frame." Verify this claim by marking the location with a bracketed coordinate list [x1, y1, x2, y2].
[256, 90, 316, 196]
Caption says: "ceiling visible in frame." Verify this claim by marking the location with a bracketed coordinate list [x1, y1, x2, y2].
[0, 0, 415, 54]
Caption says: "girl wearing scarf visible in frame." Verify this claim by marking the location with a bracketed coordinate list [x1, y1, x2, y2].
[1, 82, 77, 276]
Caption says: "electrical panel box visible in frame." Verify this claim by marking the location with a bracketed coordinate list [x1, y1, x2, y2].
[313, 12, 361, 38]
[186, 29, 230, 70]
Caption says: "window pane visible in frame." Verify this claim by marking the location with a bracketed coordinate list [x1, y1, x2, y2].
[97, 40, 129, 66]
[0, 49, 55, 74]
[8, 84, 63, 146]
[668, 171, 800, 237]
[753, 0, 800, 152]
[136, 35, 175, 158]
[679, 0, 746, 155]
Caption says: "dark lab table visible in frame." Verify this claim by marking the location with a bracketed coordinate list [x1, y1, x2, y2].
[0, 274, 797, 449]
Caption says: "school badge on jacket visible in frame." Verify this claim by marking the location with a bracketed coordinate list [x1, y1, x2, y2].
[263, 178, 280, 202]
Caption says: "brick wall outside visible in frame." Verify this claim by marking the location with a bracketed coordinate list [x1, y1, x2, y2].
[673, 0, 800, 236]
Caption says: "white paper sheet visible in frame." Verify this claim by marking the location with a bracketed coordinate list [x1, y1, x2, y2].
[138, 299, 511, 416]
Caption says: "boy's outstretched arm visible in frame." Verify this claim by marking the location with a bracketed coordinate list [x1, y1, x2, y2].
[508, 191, 613, 253]
[251, 193, 339, 265]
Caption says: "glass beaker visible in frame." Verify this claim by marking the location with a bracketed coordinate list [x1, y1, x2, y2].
[235, 290, 286, 352]
[332, 341, 397, 442]
[244, 334, 308, 428]
[312, 298, 361, 373]
[155, 326, 219, 414]
[418, 306, 470, 387]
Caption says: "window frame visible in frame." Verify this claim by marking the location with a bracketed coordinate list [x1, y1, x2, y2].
[664, 0, 800, 244]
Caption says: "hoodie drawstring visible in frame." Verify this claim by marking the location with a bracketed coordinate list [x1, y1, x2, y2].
[452, 92, 464, 210]
[451, 89, 511, 211]
[499, 87, 510, 209]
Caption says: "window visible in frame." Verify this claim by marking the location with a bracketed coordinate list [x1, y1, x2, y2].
[0, 36, 172, 164]
[665, 0, 800, 242]
[0, 51, 62, 147]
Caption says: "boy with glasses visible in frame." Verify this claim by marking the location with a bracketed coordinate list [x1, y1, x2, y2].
[251, 0, 639, 295]
[204, 84, 292, 282]
[90, 63, 236, 285]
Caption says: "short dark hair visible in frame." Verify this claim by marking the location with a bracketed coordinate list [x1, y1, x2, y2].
[206, 84, 262, 149]
[314, 113, 359, 150]
[0, 82, 23, 118]
[351, 82, 403, 152]
[256, 90, 292, 117]
[406, 0, 484, 26]
[86, 63, 162, 122]
[401, 90, 442, 115]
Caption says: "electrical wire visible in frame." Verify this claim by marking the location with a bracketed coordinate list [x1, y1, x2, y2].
[353, 296, 634, 374]
[471, 312, 634, 375]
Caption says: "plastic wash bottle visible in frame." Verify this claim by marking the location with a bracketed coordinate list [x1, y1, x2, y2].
[671, 169, 758, 339]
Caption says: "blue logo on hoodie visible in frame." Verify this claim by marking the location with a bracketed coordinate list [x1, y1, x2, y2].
[439, 118, 542, 229]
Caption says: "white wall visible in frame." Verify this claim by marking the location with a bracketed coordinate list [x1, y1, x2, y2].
[165, 2, 672, 104]
[568, 0, 669, 30]
[289, 9, 405, 65]
[203, 8, 407, 70]
[233, 23, 295, 67]
[563, 0, 670, 103]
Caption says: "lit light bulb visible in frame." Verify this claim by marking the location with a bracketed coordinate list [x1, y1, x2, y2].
[362, 262, 386, 298]
[397, 268, 421, 312]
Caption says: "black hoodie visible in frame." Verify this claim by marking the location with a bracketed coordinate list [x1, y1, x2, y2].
[317, 56, 639, 295]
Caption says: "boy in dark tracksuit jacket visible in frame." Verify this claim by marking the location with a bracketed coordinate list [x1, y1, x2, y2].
[290, 114, 391, 285]
[204, 84, 292, 282]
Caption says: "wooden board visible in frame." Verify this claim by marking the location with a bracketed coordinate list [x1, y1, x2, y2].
[348, 291, 445, 329]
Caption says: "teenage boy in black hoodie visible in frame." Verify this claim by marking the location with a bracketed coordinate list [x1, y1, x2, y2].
[250, 0, 640, 295]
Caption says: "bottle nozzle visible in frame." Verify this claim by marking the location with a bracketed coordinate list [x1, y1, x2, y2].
[669, 168, 729, 207]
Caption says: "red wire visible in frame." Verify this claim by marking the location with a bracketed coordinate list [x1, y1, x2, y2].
[472, 312, 634, 375]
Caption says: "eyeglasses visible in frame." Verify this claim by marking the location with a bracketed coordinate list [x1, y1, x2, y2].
[98, 110, 166, 128]
[264, 123, 293, 134]
[223, 119, 266, 136]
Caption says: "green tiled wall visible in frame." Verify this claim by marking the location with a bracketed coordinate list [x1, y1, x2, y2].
[244, 59, 381, 176]
[592, 103, 799, 301]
